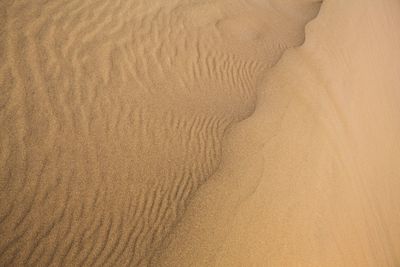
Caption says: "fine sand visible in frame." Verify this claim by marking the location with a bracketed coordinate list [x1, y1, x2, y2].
[1, 0, 399, 266]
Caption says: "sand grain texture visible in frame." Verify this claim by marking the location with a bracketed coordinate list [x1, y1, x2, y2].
[1, 0, 399, 266]
[0, 0, 322, 266]
[154, 0, 400, 266]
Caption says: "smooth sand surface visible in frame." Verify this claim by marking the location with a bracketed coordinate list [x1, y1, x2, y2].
[1, 0, 399, 266]
[154, 0, 400, 266]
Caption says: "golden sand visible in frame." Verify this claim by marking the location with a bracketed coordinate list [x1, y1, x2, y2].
[1, 0, 399, 266]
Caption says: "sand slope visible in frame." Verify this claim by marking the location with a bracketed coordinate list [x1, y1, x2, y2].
[155, 0, 400, 266]
[2, 0, 399, 266]
[0, 0, 321, 265]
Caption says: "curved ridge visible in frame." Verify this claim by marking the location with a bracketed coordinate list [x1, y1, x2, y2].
[1, 1, 323, 266]
[149, 1, 324, 265]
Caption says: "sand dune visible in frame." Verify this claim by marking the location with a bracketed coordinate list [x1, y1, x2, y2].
[0, 0, 320, 265]
[1, 0, 399, 266]
[153, 0, 400, 266]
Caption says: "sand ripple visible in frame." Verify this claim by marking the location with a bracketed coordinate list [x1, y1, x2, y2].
[0, 0, 321, 265]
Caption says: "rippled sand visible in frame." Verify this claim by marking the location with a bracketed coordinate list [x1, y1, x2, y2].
[1, 0, 399, 266]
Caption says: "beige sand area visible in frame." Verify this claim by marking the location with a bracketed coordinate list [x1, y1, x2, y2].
[0, 0, 399, 266]
[154, 0, 400, 266]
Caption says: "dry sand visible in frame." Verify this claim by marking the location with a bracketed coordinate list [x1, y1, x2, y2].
[154, 0, 400, 266]
[0, 0, 399, 266]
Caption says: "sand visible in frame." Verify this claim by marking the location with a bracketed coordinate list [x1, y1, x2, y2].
[0, 0, 399, 266]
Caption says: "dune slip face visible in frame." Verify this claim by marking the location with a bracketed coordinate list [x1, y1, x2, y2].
[153, 0, 400, 266]
[0, 0, 322, 266]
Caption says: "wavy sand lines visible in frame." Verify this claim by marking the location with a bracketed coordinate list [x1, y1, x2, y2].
[1, 0, 322, 265]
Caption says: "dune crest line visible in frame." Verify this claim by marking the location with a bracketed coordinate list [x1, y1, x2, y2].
[1, 0, 321, 265]
[153, 0, 400, 266]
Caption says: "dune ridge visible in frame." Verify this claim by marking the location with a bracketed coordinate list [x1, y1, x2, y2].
[3, 0, 397, 266]
[153, 0, 400, 266]
[1, 0, 321, 265]
[151, 2, 325, 266]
